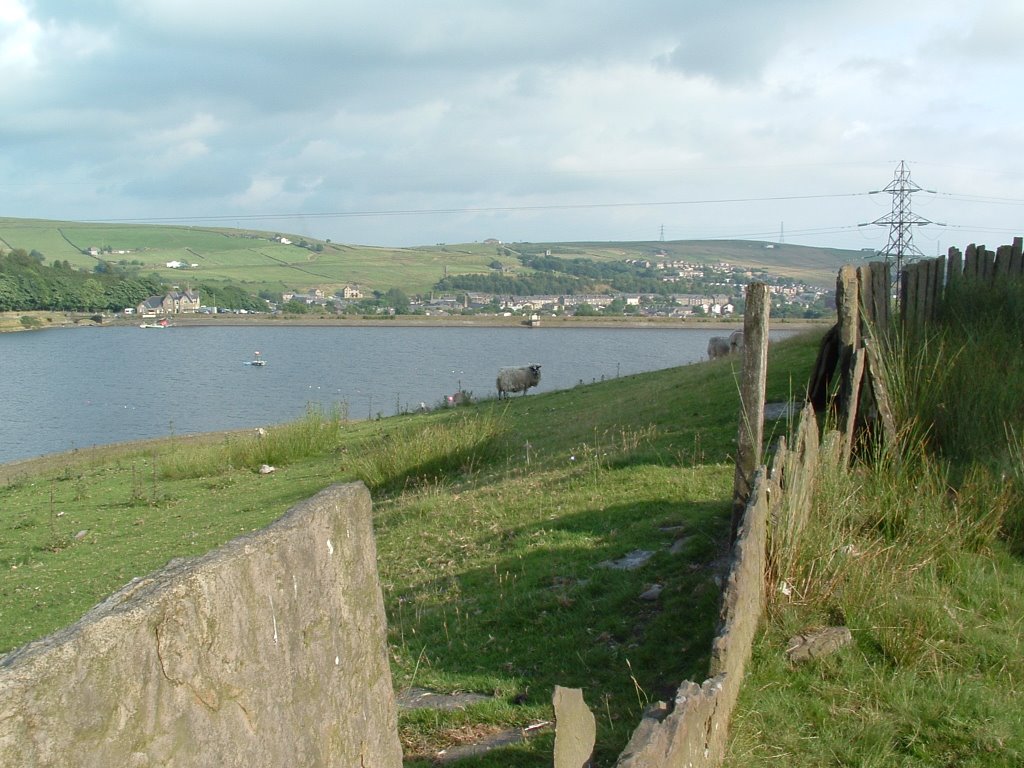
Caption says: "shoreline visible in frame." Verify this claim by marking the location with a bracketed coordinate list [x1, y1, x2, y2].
[2, 310, 830, 334]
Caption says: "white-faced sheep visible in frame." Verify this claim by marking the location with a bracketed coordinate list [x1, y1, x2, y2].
[707, 336, 732, 360]
[497, 364, 542, 399]
[728, 329, 744, 354]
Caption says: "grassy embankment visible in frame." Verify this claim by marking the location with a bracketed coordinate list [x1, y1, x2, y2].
[0, 329, 816, 765]
[726, 279, 1024, 767]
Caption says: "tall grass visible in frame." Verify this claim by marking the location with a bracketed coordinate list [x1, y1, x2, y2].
[158, 404, 349, 480]
[344, 410, 507, 494]
[890, 279, 1024, 474]
[732, 278, 1024, 766]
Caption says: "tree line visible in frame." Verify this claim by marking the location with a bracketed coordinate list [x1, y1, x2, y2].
[0, 249, 267, 314]
[0, 249, 164, 313]
[434, 252, 691, 296]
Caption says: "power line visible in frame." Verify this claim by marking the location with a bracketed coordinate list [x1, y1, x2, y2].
[78, 191, 871, 225]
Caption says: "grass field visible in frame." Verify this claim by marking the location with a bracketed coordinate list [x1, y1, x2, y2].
[1, 217, 858, 297]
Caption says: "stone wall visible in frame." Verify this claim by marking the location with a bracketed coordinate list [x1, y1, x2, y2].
[615, 404, 820, 767]
[0, 482, 403, 768]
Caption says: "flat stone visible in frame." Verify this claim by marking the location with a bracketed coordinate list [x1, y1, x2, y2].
[669, 536, 692, 555]
[396, 687, 493, 710]
[597, 549, 654, 570]
[638, 584, 663, 601]
[436, 721, 551, 764]
[785, 626, 853, 663]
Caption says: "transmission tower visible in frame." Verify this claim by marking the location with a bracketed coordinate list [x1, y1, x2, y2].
[863, 160, 939, 284]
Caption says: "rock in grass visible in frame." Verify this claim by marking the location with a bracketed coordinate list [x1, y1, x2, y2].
[785, 626, 853, 663]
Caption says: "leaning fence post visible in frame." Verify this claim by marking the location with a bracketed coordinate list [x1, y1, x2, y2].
[731, 282, 770, 544]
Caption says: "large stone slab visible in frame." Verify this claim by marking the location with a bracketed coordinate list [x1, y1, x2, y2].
[554, 686, 595, 768]
[0, 482, 402, 768]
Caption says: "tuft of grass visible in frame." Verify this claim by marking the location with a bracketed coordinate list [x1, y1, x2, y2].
[157, 404, 349, 480]
[344, 409, 507, 494]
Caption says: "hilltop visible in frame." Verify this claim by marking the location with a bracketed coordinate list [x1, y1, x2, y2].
[1, 217, 862, 298]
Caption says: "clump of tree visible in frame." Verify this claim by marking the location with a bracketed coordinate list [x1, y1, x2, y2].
[0, 249, 162, 312]
[517, 252, 671, 295]
[196, 282, 267, 312]
[435, 271, 588, 295]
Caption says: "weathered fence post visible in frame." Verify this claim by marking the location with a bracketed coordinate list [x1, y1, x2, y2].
[947, 246, 963, 288]
[731, 282, 770, 544]
[836, 263, 859, 390]
[964, 243, 978, 281]
[869, 261, 891, 332]
[906, 262, 919, 327]
[995, 244, 1014, 280]
[1011, 237, 1024, 279]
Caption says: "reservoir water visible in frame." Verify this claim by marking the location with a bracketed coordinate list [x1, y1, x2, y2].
[0, 324, 795, 465]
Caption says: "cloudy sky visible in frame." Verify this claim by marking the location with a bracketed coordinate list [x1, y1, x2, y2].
[2, 0, 1021, 251]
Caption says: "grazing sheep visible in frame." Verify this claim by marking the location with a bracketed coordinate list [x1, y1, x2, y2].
[729, 329, 744, 354]
[707, 336, 732, 360]
[497, 364, 542, 399]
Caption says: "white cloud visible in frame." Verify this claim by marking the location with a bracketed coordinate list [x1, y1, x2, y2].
[0, 1, 1020, 248]
[139, 113, 224, 166]
[0, 0, 41, 71]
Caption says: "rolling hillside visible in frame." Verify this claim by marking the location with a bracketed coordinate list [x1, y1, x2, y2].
[0, 217, 863, 296]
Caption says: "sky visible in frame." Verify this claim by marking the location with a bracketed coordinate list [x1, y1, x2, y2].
[1, 0, 1022, 252]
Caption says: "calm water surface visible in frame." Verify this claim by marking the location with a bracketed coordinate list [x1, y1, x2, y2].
[0, 325, 794, 465]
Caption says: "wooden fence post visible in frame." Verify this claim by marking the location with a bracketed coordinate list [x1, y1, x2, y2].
[981, 248, 996, 285]
[871, 261, 891, 331]
[964, 244, 978, 281]
[947, 246, 963, 288]
[929, 256, 945, 323]
[1011, 237, 1023, 279]
[995, 245, 1013, 280]
[900, 262, 918, 326]
[914, 260, 929, 328]
[731, 282, 770, 544]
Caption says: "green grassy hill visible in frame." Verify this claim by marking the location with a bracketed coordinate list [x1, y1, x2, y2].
[1, 217, 862, 297]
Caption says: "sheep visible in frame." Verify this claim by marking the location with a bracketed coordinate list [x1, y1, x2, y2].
[497, 364, 542, 399]
[728, 329, 744, 354]
[707, 336, 732, 360]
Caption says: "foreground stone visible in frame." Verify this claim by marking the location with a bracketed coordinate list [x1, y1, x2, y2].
[0, 482, 402, 768]
[553, 686, 596, 768]
[785, 626, 854, 663]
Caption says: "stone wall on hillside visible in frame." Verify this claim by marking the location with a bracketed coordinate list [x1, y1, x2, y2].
[615, 403, 821, 767]
[0, 482, 403, 768]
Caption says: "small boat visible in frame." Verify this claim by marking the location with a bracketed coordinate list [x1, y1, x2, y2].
[246, 351, 267, 366]
[140, 318, 170, 328]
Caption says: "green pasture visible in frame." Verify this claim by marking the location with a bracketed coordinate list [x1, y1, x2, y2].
[2, 217, 855, 297]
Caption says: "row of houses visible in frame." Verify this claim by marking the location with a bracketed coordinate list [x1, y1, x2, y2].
[428, 291, 737, 316]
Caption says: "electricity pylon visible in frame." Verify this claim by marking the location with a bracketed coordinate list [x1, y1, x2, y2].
[861, 160, 940, 289]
